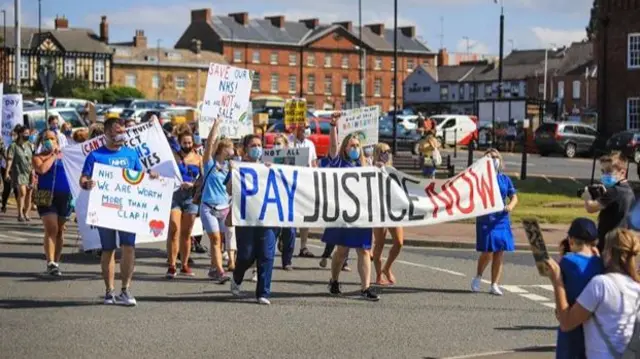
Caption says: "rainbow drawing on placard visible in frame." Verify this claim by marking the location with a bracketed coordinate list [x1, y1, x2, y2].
[122, 169, 144, 185]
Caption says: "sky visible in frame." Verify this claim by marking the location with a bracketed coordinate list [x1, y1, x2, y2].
[0, 0, 592, 55]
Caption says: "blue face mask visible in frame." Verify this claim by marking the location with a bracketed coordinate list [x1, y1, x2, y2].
[493, 158, 501, 171]
[29, 134, 37, 143]
[63, 129, 72, 136]
[43, 139, 54, 152]
[600, 174, 618, 188]
[348, 147, 360, 160]
[193, 135, 202, 146]
[50, 125, 58, 132]
[248, 146, 262, 160]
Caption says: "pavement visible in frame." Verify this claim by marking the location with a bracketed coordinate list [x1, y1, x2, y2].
[0, 206, 560, 359]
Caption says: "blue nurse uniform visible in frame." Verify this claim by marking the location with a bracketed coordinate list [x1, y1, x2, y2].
[475, 173, 516, 252]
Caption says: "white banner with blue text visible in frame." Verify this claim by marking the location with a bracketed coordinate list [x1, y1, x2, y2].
[232, 157, 504, 228]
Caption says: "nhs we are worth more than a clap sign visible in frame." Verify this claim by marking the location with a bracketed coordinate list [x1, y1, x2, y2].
[337, 105, 380, 148]
[200, 63, 253, 139]
[86, 163, 174, 237]
[232, 156, 504, 228]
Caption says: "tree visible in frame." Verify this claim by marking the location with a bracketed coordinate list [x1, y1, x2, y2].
[586, 0, 598, 41]
[99, 86, 145, 104]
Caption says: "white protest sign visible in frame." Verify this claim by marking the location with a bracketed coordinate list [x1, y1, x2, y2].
[86, 164, 174, 237]
[337, 105, 380, 147]
[232, 157, 504, 228]
[62, 121, 183, 250]
[2, 93, 22, 147]
[200, 63, 253, 139]
[262, 147, 310, 167]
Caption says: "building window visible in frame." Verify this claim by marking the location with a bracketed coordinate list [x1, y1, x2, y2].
[485, 84, 492, 96]
[307, 53, 315, 66]
[175, 76, 186, 90]
[270, 73, 279, 93]
[469, 84, 475, 96]
[341, 55, 348, 68]
[252, 51, 260, 64]
[572, 80, 581, 99]
[270, 52, 278, 65]
[307, 74, 316, 94]
[18, 56, 28, 79]
[288, 53, 296, 66]
[629, 98, 640, 129]
[341, 77, 348, 96]
[152, 74, 159, 89]
[252, 72, 260, 92]
[63, 58, 75, 78]
[538, 83, 544, 94]
[374, 57, 382, 70]
[459, 85, 465, 99]
[125, 74, 136, 87]
[94, 60, 105, 83]
[390, 82, 395, 98]
[440, 86, 449, 100]
[374, 78, 382, 97]
[233, 49, 242, 63]
[288, 75, 296, 94]
[324, 75, 332, 95]
[558, 81, 565, 99]
[629, 34, 640, 69]
[407, 59, 415, 72]
[390, 59, 395, 71]
[166, 52, 182, 60]
[324, 54, 332, 68]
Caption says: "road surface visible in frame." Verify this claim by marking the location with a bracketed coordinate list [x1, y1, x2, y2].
[0, 214, 559, 358]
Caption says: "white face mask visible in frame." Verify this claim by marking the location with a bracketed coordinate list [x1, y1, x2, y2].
[303, 128, 311, 137]
[274, 144, 283, 150]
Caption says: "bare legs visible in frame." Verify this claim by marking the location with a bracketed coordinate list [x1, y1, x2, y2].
[42, 214, 67, 263]
[331, 246, 371, 291]
[179, 213, 196, 267]
[476, 251, 504, 284]
[208, 231, 224, 273]
[101, 245, 135, 291]
[167, 210, 181, 267]
[372, 227, 404, 285]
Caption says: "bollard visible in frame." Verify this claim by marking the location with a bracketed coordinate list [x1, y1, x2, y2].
[590, 151, 598, 185]
[520, 131, 528, 180]
[454, 128, 458, 158]
[443, 129, 447, 148]
[467, 135, 474, 167]
[448, 164, 455, 178]
[446, 154, 451, 168]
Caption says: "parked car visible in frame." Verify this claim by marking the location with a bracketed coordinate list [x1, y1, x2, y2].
[119, 108, 150, 123]
[381, 115, 419, 131]
[534, 122, 597, 158]
[49, 97, 91, 109]
[23, 107, 87, 132]
[429, 114, 478, 147]
[606, 130, 640, 163]
[379, 117, 422, 154]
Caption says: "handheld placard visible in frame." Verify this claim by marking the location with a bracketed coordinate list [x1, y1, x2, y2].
[522, 218, 550, 277]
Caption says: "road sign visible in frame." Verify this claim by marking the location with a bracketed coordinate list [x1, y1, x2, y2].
[38, 67, 56, 94]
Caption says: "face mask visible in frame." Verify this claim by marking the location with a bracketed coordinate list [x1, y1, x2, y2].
[43, 139, 54, 152]
[193, 135, 202, 146]
[21, 134, 29, 141]
[233, 155, 242, 162]
[248, 147, 262, 160]
[348, 147, 360, 161]
[181, 146, 192, 154]
[304, 128, 311, 137]
[63, 130, 72, 136]
[29, 134, 37, 143]
[492, 158, 500, 171]
[50, 125, 58, 132]
[274, 144, 283, 150]
[112, 133, 127, 145]
[363, 147, 373, 157]
[600, 174, 618, 188]
[379, 152, 390, 164]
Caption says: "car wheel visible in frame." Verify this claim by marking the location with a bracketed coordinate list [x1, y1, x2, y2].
[634, 149, 640, 164]
[564, 143, 577, 158]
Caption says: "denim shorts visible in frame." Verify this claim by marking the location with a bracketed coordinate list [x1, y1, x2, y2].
[423, 166, 436, 178]
[98, 228, 136, 251]
[37, 192, 73, 218]
[171, 188, 199, 215]
[200, 203, 229, 234]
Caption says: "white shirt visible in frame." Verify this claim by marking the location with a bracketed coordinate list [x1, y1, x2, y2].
[57, 132, 68, 149]
[577, 273, 640, 359]
[292, 137, 317, 167]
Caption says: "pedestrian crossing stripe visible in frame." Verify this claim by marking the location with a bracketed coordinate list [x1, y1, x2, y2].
[500, 284, 555, 310]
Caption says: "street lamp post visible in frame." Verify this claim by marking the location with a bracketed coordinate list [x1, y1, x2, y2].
[542, 44, 557, 119]
[1, 10, 6, 84]
[495, 0, 504, 144]
[355, 45, 367, 105]
[392, 0, 398, 155]
[14, 0, 20, 92]
[156, 39, 161, 100]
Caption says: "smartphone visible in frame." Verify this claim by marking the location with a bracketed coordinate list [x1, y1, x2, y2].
[522, 218, 551, 277]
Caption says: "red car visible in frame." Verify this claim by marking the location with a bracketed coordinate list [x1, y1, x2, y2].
[263, 116, 331, 157]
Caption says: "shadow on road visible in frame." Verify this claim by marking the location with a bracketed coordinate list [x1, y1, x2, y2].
[0, 271, 100, 282]
[495, 325, 556, 331]
[0, 299, 99, 309]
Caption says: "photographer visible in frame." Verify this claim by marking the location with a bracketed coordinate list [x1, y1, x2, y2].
[582, 152, 635, 253]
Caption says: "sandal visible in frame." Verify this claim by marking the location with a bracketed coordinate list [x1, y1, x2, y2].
[298, 247, 315, 258]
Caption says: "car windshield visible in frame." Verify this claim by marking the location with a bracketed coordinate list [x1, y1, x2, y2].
[56, 110, 84, 128]
[120, 109, 135, 119]
[430, 116, 447, 125]
[113, 99, 135, 108]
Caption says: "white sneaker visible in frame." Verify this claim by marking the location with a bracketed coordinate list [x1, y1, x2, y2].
[250, 269, 258, 282]
[489, 283, 503, 296]
[257, 297, 271, 305]
[230, 279, 242, 297]
[222, 252, 229, 262]
[471, 276, 482, 292]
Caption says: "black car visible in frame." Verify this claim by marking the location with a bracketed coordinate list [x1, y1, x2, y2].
[606, 131, 640, 163]
[378, 118, 422, 154]
[534, 122, 597, 158]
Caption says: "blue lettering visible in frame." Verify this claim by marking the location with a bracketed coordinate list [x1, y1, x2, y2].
[139, 143, 151, 157]
[97, 181, 109, 190]
[278, 169, 298, 222]
[259, 169, 283, 221]
[239, 168, 258, 220]
[218, 80, 237, 93]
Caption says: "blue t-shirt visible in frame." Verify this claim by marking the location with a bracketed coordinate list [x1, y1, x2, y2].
[81, 146, 143, 177]
[477, 173, 516, 227]
[321, 155, 360, 168]
[555, 253, 604, 359]
[201, 159, 231, 206]
[37, 158, 70, 193]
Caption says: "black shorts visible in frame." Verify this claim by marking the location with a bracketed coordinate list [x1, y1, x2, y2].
[37, 192, 73, 218]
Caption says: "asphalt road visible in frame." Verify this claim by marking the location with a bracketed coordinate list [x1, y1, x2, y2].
[397, 149, 640, 181]
[0, 213, 560, 359]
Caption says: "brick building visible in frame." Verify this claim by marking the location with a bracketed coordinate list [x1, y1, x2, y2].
[550, 41, 597, 116]
[595, 0, 640, 135]
[107, 19, 227, 105]
[174, 8, 436, 111]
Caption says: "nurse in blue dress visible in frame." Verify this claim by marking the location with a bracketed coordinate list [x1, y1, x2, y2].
[471, 148, 518, 296]
[322, 112, 379, 302]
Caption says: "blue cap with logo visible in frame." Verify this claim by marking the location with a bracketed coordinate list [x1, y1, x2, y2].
[568, 217, 598, 243]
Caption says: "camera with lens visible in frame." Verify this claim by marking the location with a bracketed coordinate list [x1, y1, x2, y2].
[577, 185, 606, 200]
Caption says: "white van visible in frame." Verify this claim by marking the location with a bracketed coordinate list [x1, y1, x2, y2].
[431, 114, 478, 146]
[23, 108, 88, 132]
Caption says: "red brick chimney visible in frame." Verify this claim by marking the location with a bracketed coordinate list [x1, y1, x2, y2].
[229, 12, 249, 25]
[54, 15, 69, 30]
[299, 18, 319, 29]
[191, 8, 212, 24]
[133, 29, 147, 48]
[99, 16, 109, 43]
[366, 23, 385, 36]
[437, 48, 449, 66]
[333, 21, 353, 32]
[399, 26, 415, 38]
[265, 15, 285, 29]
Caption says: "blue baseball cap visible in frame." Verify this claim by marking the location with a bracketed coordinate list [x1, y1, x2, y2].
[568, 217, 598, 243]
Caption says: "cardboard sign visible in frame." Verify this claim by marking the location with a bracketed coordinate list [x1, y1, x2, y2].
[262, 147, 311, 167]
[337, 105, 380, 147]
[86, 163, 174, 237]
[522, 218, 551, 276]
[284, 98, 307, 127]
[2, 92, 21, 148]
[200, 63, 253, 139]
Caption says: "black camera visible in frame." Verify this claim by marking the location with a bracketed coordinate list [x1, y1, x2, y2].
[577, 185, 605, 200]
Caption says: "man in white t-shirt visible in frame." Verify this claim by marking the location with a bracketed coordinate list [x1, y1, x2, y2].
[292, 124, 317, 258]
[47, 115, 68, 149]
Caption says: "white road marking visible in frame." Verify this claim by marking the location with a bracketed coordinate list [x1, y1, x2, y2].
[0, 233, 27, 241]
[519, 293, 550, 302]
[501, 285, 529, 294]
[541, 303, 556, 309]
[536, 284, 554, 291]
[394, 259, 466, 277]
[9, 231, 42, 239]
